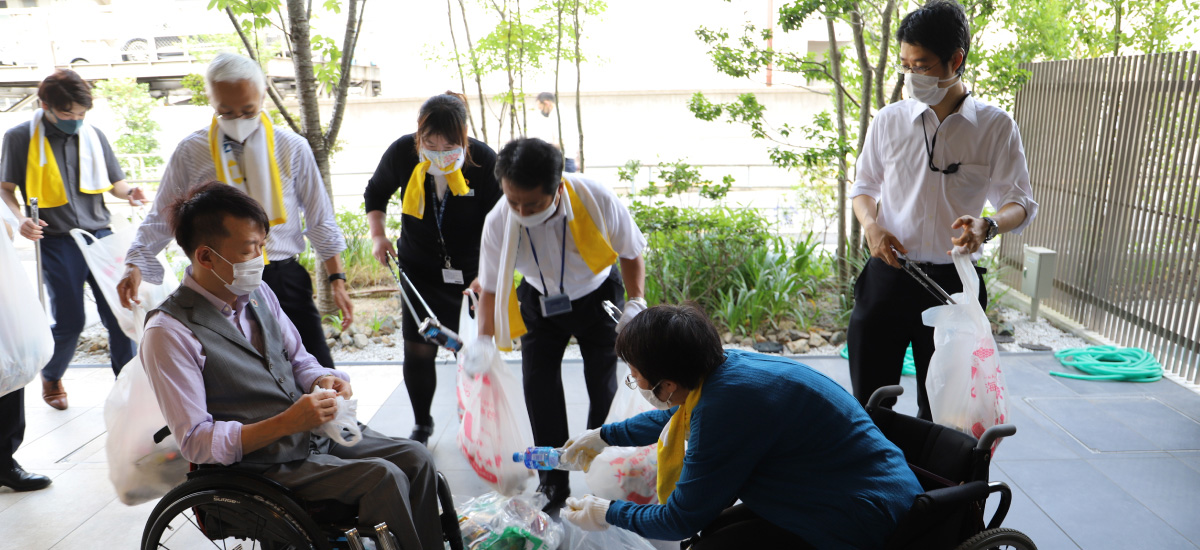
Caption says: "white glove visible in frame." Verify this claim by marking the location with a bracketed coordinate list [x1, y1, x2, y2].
[559, 427, 609, 472]
[460, 335, 499, 375]
[615, 298, 647, 333]
[564, 495, 611, 531]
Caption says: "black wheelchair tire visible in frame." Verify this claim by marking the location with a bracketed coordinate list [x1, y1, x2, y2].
[142, 475, 330, 550]
[954, 527, 1037, 550]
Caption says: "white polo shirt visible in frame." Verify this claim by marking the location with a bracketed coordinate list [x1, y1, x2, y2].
[850, 95, 1039, 264]
[478, 173, 646, 299]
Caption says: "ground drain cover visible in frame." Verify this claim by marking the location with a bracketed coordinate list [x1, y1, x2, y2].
[1025, 396, 1200, 453]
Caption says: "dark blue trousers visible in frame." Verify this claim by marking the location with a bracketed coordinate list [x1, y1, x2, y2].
[39, 229, 136, 381]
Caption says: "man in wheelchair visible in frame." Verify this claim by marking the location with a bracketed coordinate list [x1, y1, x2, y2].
[140, 182, 443, 550]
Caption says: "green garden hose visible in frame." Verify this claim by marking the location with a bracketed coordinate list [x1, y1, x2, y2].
[1051, 346, 1163, 383]
[840, 344, 916, 376]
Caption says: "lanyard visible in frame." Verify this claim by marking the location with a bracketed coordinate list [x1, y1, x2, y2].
[525, 219, 568, 296]
[432, 186, 452, 269]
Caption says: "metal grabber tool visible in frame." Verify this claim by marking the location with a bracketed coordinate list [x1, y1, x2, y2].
[31, 198, 45, 308]
[892, 246, 956, 306]
[384, 255, 465, 352]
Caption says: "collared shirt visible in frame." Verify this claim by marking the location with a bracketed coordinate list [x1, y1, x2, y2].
[478, 173, 646, 299]
[0, 119, 125, 236]
[850, 96, 1039, 264]
[125, 127, 346, 285]
[139, 269, 349, 465]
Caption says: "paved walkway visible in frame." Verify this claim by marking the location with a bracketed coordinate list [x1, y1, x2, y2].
[2, 353, 1198, 549]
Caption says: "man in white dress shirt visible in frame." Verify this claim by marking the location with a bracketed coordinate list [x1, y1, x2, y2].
[116, 53, 352, 370]
[848, 0, 1038, 420]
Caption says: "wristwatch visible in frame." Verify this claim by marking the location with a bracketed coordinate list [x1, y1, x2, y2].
[328, 272, 347, 284]
[982, 217, 999, 243]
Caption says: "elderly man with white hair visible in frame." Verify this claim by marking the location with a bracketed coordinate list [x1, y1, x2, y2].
[117, 52, 351, 369]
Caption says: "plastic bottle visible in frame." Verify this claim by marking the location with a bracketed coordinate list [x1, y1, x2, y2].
[513, 447, 562, 470]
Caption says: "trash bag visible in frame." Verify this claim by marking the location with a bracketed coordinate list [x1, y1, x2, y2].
[923, 251, 1008, 448]
[458, 492, 563, 550]
[69, 227, 179, 343]
[104, 307, 188, 505]
[588, 364, 659, 504]
[0, 217, 53, 397]
[604, 364, 655, 425]
[457, 323, 534, 496]
[311, 392, 363, 447]
[560, 518, 657, 550]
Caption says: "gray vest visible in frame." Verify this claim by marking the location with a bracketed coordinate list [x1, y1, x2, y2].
[154, 285, 319, 465]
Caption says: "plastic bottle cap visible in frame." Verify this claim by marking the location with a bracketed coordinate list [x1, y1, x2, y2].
[512, 452, 521, 462]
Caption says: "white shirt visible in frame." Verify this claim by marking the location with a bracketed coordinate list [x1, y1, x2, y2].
[479, 173, 646, 299]
[850, 95, 1039, 264]
[126, 126, 346, 285]
[524, 107, 577, 159]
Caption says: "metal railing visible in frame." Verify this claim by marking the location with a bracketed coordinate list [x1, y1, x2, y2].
[999, 51, 1200, 383]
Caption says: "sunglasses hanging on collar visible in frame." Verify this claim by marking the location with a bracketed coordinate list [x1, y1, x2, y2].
[922, 90, 972, 175]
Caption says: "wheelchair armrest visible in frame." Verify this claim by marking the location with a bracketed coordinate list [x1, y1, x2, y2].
[866, 385, 904, 410]
[913, 480, 1013, 531]
[984, 481, 1012, 530]
[976, 424, 1016, 452]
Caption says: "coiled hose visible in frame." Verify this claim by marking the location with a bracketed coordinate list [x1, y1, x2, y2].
[1051, 345, 1163, 383]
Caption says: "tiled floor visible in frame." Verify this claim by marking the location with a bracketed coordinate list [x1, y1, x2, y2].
[2, 353, 1199, 549]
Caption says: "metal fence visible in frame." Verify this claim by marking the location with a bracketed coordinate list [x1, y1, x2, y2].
[999, 51, 1200, 383]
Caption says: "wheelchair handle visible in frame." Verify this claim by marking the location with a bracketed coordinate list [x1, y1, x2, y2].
[976, 423, 1017, 452]
[865, 385, 904, 409]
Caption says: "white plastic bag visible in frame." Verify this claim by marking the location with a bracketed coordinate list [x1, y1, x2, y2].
[104, 314, 188, 505]
[457, 329, 534, 496]
[923, 251, 1008, 447]
[587, 365, 660, 504]
[560, 519, 658, 550]
[69, 227, 179, 342]
[311, 393, 363, 447]
[0, 218, 54, 397]
[604, 364, 656, 425]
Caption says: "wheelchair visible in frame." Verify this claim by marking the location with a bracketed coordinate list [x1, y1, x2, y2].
[867, 386, 1036, 550]
[141, 464, 465, 550]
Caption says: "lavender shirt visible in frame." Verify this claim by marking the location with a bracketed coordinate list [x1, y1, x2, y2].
[140, 268, 349, 466]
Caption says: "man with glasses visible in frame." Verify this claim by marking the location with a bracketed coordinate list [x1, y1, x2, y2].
[117, 53, 351, 370]
[847, 0, 1038, 420]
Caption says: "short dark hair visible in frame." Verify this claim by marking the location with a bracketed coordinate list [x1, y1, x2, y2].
[537, 92, 555, 103]
[615, 304, 725, 390]
[38, 69, 93, 112]
[896, 0, 970, 76]
[495, 138, 562, 195]
[415, 91, 475, 167]
[169, 182, 270, 257]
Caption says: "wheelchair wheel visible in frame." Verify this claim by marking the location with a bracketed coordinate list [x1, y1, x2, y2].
[954, 527, 1037, 550]
[143, 475, 330, 550]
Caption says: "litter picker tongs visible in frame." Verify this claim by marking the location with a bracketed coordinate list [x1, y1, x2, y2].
[383, 255, 465, 351]
[892, 247, 956, 305]
[31, 198, 45, 308]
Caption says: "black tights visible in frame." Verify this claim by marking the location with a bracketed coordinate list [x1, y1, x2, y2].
[403, 340, 439, 426]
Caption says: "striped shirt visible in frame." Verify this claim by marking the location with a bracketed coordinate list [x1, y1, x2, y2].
[126, 126, 345, 285]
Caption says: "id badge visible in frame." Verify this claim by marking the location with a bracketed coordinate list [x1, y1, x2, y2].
[442, 269, 465, 284]
[539, 293, 573, 317]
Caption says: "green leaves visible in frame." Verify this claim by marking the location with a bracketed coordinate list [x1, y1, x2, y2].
[92, 78, 163, 180]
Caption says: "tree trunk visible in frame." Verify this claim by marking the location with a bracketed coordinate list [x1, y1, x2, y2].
[874, 0, 896, 110]
[573, 0, 584, 171]
[827, 15, 850, 283]
[325, 0, 362, 151]
[554, 0, 565, 152]
[495, 0, 517, 141]
[1112, 0, 1122, 56]
[848, 3, 871, 257]
[446, 0, 477, 138]
[458, 0, 487, 143]
[516, 0, 527, 136]
[286, 0, 335, 314]
[225, 6, 301, 134]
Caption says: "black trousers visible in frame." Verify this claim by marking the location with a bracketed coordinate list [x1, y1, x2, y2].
[262, 258, 335, 370]
[0, 388, 24, 471]
[689, 504, 815, 550]
[517, 268, 623, 487]
[847, 257, 987, 420]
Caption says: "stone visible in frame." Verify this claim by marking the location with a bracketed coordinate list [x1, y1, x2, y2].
[809, 334, 828, 348]
[1019, 342, 1052, 351]
[382, 336, 394, 347]
[353, 334, 370, 349]
[786, 339, 809, 354]
[512, 339, 523, 351]
[754, 333, 767, 343]
[998, 322, 1015, 337]
[995, 334, 1016, 344]
[767, 333, 779, 343]
[788, 330, 809, 341]
[752, 341, 784, 354]
[830, 331, 847, 346]
[323, 325, 339, 340]
[740, 337, 754, 347]
[722, 331, 734, 344]
[379, 316, 397, 335]
[778, 320, 797, 332]
[325, 338, 336, 349]
[371, 337, 383, 344]
[339, 332, 353, 346]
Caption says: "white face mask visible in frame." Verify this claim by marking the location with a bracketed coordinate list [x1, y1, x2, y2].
[639, 382, 675, 410]
[217, 115, 261, 142]
[905, 72, 960, 105]
[511, 193, 559, 227]
[421, 147, 466, 175]
[207, 248, 265, 296]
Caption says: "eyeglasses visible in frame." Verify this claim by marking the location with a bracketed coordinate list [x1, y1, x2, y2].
[624, 373, 638, 390]
[895, 61, 942, 75]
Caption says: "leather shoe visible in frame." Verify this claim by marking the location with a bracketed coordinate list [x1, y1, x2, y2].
[537, 480, 571, 513]
[0, 463, 51, 492]
[409, 422, 434, 446]
[42, 378, 67, 410]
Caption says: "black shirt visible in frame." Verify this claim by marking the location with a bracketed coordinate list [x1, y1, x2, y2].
[1, 119, 125, 236]
[363, 135, 501, 284]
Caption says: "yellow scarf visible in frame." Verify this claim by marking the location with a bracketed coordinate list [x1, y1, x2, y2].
[657, 379, 703, 503]
[498, 178, 618, 349]
[401, 161, 470, 218]
[25, 114, 112, 208]
[208, 113, 286, 226]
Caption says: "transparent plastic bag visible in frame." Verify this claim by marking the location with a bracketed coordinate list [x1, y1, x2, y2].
[69, 227, 179, 343]
[0, 219, 53, 397]
[923, 251, 1008, 448]
[458, 492, 563, 550]
[560, 518, 658, 550]
[311, 393, 363, 447]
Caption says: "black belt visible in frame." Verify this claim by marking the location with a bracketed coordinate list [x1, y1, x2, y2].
[264, 256, 299, 268]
